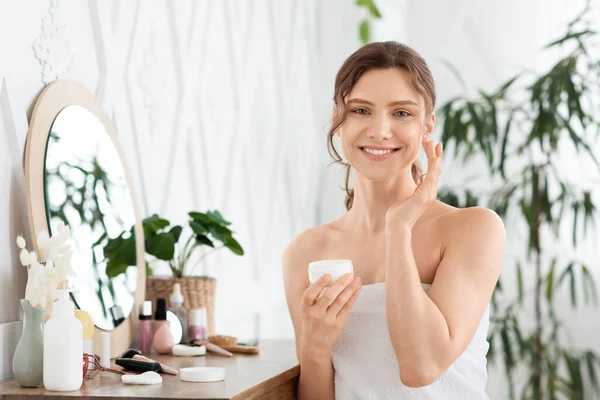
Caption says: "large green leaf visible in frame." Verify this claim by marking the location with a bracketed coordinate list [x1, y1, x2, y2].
[206, 210, 231, 226]
[169, 225, 183, 243]
[195, 234, 214, 248]
[118, 236, 137, 266]
[146, 232, 175, 260]
[105, 259, 128, 278]
[208, 224, 233, 241]
[223, 236, 244, 256]
[189, 220, 209, 236]
[142, 214, 170, 236]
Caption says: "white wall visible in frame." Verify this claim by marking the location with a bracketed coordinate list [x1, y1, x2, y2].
[0, 0, 363, 379]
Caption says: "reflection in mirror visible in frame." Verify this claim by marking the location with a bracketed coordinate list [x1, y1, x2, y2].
[44, 105, 137, 331]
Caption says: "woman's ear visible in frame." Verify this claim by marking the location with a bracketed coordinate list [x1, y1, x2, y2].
[423, 112, 435, 138]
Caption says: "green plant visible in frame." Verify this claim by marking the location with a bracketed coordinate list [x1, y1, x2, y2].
[102, 210, 244, 279]
[355, 0, 381, 45]
[437, 4, 600, 399]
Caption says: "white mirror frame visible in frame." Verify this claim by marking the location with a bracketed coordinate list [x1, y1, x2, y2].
[24, 79, 145, 358]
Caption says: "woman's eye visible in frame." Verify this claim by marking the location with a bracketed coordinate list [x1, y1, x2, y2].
[394, 110, 410, 117]
[352, 108, 369, 115]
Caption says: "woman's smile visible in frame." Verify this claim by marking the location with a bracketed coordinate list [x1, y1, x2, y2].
[359, 146, 401, 161]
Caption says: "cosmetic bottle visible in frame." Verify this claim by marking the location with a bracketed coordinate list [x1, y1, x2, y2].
[138, 301, 152, 354]
[152, 298, 169, 335]
[100, 332, 111, 377]
[169, 284, 188, 343]
[74, 309, 94, 356]
[110, 305, 125, 327]
[188, 307, 207, 341]
[43, 290, 83, 391]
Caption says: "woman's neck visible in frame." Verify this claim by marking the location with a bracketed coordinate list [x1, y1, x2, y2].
[347, 170, 418, 233]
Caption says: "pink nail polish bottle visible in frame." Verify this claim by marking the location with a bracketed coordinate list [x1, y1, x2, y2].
[187, 308, 207, 342]
[138, 301, 152, 354]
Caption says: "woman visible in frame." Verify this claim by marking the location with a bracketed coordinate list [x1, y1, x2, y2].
[283, 41, 504, 399]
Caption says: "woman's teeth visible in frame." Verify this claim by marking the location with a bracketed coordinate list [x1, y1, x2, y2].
[363, 148, 395, 155]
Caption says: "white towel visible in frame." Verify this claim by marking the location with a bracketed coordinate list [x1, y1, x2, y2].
[331, 283, 490, 399]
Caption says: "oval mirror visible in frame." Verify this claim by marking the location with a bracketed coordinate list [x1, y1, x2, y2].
[24, 80, 145, 357]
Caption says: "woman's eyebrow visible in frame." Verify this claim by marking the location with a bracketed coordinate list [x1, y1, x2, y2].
[347, 98, 419, 107]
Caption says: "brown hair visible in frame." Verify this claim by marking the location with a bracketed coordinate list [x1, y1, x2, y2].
[327, 41, 436, 210]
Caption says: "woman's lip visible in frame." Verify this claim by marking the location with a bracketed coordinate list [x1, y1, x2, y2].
[360, 148, 399, 161]
[359, 146, 400, 150]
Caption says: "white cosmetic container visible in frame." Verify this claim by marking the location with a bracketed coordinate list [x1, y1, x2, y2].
[308, 259, 354, 284]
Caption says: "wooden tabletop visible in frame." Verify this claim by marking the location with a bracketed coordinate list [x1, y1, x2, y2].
[0, 339, 300, 400]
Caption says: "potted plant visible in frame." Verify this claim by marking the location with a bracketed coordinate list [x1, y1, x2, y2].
[101, 210, 244, 335]
[436, 4, 600, 398]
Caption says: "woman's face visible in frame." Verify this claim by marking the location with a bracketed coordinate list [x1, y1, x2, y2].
[338, 67, 434, 182]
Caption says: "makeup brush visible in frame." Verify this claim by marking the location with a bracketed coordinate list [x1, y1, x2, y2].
[190, 340, 233, 357]
[120, 349, 178, 375]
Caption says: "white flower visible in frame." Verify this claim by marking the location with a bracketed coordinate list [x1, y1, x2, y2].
[19, 249, 31, 266]
[37, 230, 50, 250]
[48, 247, 59, 261]
[18, 225, 74, 310]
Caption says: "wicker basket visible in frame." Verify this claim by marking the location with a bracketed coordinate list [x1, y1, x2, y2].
[146, 276, 216, 336]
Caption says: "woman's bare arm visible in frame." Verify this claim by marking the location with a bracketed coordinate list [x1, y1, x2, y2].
[385, 207, 504, 387]
[282, 233, 336, 400]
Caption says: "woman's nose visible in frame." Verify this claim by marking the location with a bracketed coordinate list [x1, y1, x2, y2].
[367, 116, 392, 140]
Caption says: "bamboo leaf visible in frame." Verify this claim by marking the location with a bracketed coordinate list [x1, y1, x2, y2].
[583, 191, 596, 235]
[581, 264, 598, 306]
[517, 262, 524, 304]
[570, 265, 577, 307]
[440, 60, 467, 92]
[557, 262, 574, 288]
[544, 30, 594, 48]
[358, 19, 369, 44]
[500, 327, 515, 369]
[585, 351, 600, 390]
[546, 258, 557, 302]
[573, 202, 580, 246]
[499, 110, 513, 178]
[356, 0, 381, 18]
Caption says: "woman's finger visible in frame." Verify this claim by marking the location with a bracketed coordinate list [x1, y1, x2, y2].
[417, 141, 442, 200]
[337, 284, 362, 319]
[423, 138, 436, 173]
[327, 277, 362, 315]
[301, 274, 332, 308]
[314, 273, 355, 314]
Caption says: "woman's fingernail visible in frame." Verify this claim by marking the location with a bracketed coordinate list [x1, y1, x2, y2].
[346, 273, 354, 282]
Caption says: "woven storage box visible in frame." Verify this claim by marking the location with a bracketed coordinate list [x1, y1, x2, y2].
[146, 276, 216, 336]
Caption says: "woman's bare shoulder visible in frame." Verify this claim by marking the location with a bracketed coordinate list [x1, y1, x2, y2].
[283, 223, 333, 268]
[438, 205, 505, 241]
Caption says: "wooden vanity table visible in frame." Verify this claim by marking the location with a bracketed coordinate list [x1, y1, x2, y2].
[0, 339, 299, 400]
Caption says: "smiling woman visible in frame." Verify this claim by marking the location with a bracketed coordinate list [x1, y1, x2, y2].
[327, 43, 436, 211]
[282, 41, 504, 400]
